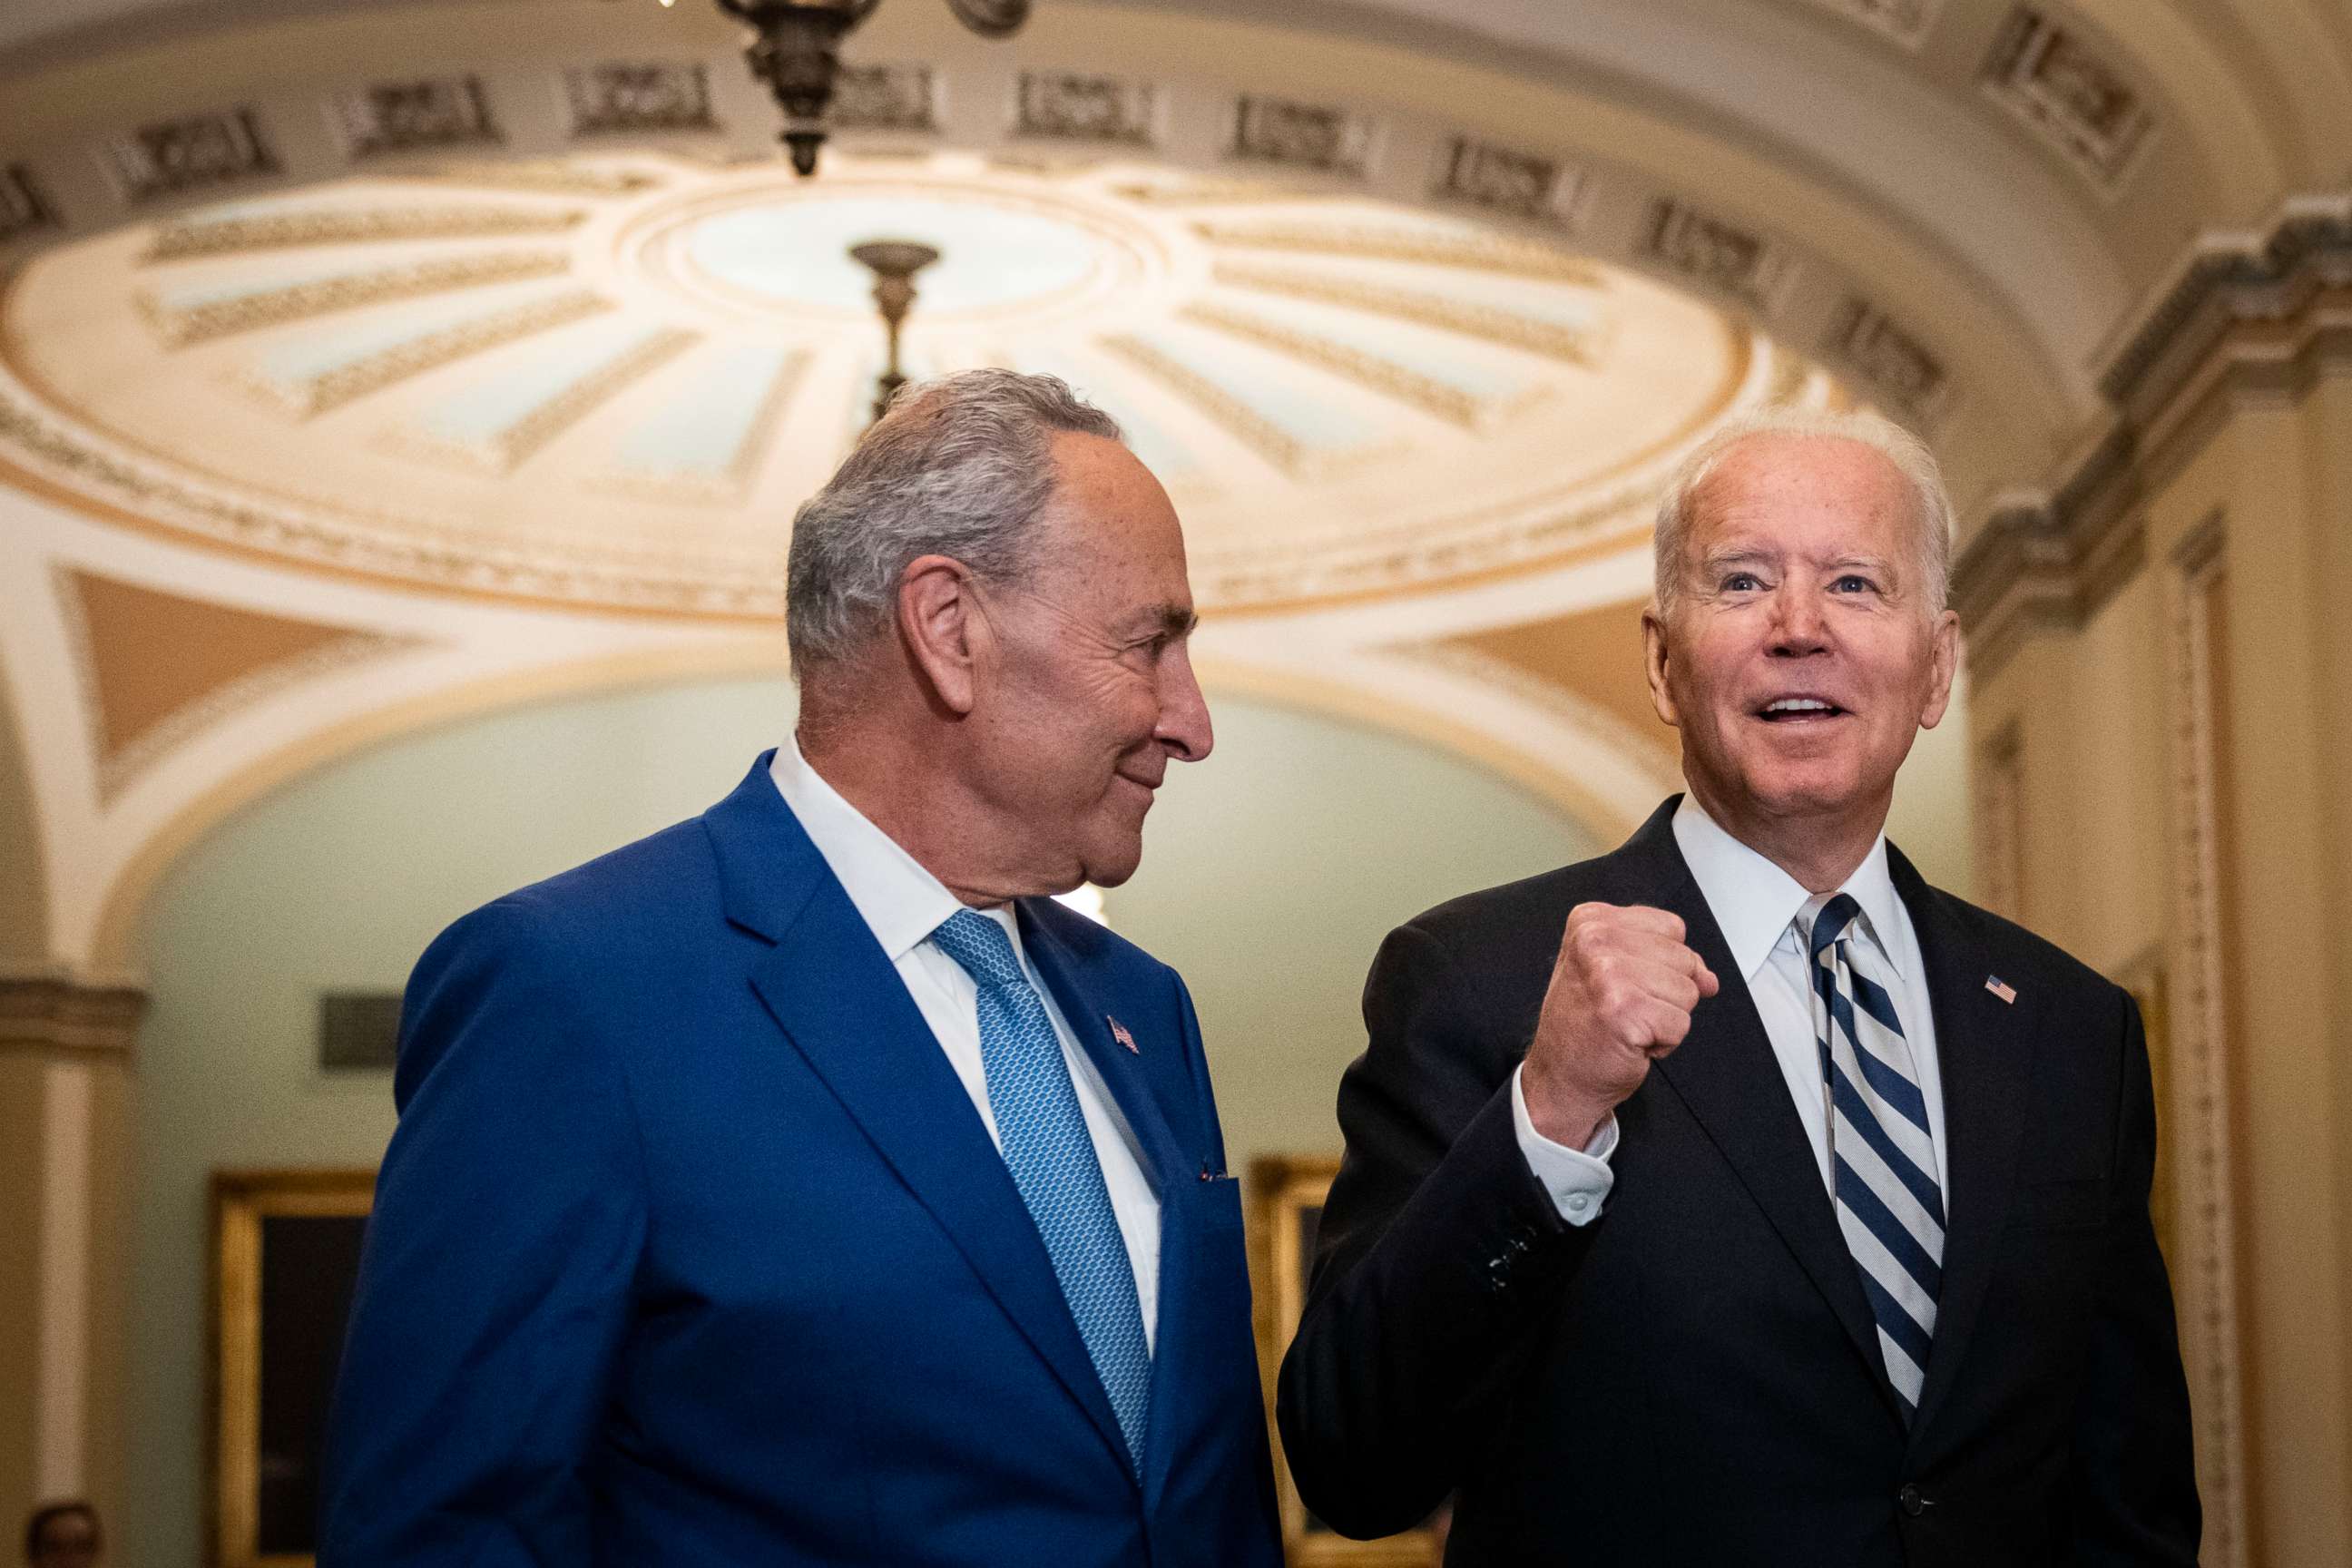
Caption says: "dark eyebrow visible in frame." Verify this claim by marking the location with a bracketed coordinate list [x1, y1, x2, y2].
[1148, 603, 1200, 639]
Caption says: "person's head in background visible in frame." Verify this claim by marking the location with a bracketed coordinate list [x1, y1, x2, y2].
[23, 1504, 100, 1568]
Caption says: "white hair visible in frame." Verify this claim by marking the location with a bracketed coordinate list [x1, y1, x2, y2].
[1651, 407, 1953, 618]
[786, 368, 1122, 671]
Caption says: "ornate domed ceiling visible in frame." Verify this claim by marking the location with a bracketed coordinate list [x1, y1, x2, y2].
[0, 149, 1835, 616]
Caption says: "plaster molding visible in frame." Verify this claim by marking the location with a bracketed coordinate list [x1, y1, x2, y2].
[1953, 190, 2352, 679]
[0, 973, 146, 1060]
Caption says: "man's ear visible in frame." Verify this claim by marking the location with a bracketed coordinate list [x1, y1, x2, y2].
[1643, 603, 1681, 729]
[1918, 606, 1961, 730]
[896, 554, 982, 716]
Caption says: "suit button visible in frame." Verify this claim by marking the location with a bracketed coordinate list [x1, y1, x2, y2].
[1898, 1484, 1926, 1517]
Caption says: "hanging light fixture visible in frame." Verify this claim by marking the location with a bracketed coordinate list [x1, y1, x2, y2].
[711, 1, 1032, 176]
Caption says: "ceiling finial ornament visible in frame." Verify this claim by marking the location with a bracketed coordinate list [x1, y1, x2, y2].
[712, 0, 1032, 176]
[848, 239, 941, 420]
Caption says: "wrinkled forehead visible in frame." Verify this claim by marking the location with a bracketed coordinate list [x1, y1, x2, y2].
[1683, 434, 1920, 559]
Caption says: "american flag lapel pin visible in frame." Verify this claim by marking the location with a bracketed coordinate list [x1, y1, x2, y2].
[1984, 975, 2017, 1004]
[1108, 1015, 1139, 1054]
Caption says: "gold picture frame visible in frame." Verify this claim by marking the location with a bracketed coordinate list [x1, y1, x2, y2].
[209, 1168, 376, 1568]
[1249, 1153, 1441, 1567]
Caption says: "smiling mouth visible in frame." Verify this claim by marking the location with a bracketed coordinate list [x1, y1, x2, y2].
[1756, 698, 1847, 722]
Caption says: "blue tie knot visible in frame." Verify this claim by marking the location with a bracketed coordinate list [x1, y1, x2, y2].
[1808, 892, 1864, 960]
[931, 907, 1025, 991]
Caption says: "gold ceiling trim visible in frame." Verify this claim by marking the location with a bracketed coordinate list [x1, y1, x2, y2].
[416, 159, 666, 197]
[1212, 260, 1602, 364]
[144, 203, 590, 260]
[1096, 331, 1400, 482]
[382, 324, 700, 474]
[137, 250, 573, 346]
[1191, 219, 1604, 285]
[585, 346, 813, 505]
[235, 288, 613, 417]
[1181, 299, 1534, 431]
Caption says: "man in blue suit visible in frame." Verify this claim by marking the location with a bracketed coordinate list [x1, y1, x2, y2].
[321, 370, 1281, 1567]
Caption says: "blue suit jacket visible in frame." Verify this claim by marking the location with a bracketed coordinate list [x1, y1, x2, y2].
[321, 754, 1281, 1567]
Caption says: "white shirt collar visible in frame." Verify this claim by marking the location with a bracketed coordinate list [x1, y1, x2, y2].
[1670, 794, 1905, 985]
[769, 733, 1015, 961]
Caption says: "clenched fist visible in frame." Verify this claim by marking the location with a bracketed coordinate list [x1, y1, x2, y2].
[1521, 903, 1720, 1149]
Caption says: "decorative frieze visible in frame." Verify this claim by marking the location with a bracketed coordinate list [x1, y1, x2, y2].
[1229, 96, 1371, 177]
[832, 64, 938, 132]
[147, 202, 585, 259]
[138, 250, 572, 346]
[1823, 296, 1951, 426]
[103, 109, 279, 203]
[0, 975, 147, 1062]
[1982, 9, 2152, 189]
[1638, 198, 1792, 308]
[0, 164, 59, 243]
[1014, 73, 1156, 145]
[1433, 138, 1583, 227]
[336, 76, 503, 158]
[564, 62, 717, 137]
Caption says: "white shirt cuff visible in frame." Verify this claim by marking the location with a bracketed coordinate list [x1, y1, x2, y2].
[1511, 1064, 1617, 1227]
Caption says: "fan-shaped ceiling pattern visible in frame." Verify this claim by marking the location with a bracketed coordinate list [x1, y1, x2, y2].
[0, 150, 1837, 616]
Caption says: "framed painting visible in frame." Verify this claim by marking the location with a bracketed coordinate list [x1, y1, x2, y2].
[209, 1168, 376, 1568]
[1249, 1153, 1442, 1567]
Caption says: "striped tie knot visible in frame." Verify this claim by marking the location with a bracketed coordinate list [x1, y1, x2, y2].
[930, 907, 1024, 991]
[1808, 891, 1865, 962]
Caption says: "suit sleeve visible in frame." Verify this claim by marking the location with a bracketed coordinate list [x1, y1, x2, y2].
[1276, 920, 1597, 1540]
[319, 897, 649, 1566]
[2064, 993, 2201, 1564]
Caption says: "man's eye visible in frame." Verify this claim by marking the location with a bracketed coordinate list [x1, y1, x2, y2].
[1833, 574, 1877, 593]
[1722, 572, 1761, 592]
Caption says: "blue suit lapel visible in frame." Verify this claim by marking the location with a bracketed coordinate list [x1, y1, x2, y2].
[702, 758, 1137, 1481]
[1017, 904, 1197, 1512]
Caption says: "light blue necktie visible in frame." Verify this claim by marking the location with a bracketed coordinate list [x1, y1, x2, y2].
[1808, 893, 1945, 1420]
[930, 908, 1152, 1471]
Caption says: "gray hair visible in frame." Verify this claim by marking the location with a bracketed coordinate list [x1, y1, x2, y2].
[787, 368, 1122, 670]
[1651, 406, 1953, 619]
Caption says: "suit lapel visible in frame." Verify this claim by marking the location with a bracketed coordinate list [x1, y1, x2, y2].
[1018, 905, 1194, 1510]
[702, 760, 1136, 1480]
[1892, 849, 2030, 1442]
[1630, 804, 1901, 1421]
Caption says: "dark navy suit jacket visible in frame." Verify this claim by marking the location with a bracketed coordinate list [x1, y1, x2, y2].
[321, 754, 1280, 1567]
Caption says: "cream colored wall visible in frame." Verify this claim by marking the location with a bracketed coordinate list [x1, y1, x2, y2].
[121, 674, 1593, 1567]
[1972, 381, 2352, 1564]
[0, 677, 48, 967]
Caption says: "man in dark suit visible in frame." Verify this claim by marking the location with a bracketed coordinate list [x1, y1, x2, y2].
[1279, 411, 2199, 1565]
[322, 370, 1280, 1567]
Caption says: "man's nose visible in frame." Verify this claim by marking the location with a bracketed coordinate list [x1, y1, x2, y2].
[1769, 585, 1829, 652]
[1157, 646, 1214, 762]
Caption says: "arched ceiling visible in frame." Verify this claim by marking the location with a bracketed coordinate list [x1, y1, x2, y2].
[2, 152, 1812, 614]
[0, 0, 2341, 971]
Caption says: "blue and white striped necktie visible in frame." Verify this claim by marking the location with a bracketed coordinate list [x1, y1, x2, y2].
[929, 907, 1152, 1472]
[1807, 893, 1945, 1420]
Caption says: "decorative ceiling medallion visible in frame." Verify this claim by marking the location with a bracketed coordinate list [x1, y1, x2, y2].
[565, 63, 720, 138]
[1822, 296, 1951, 428]
[1981, 9, 2152, 190]
[1229, 97, 1374, 177]
[1015, 74, 1157, 146]
[1434, 138, 1585, 228]
[1, 166, 59, 243]
[103, 109, 279, 203]
[834, 64, 940, 133]
[1639, 198, 1793, 309]
[336, 76, 505, 159]
[0, 152, 1840, 617]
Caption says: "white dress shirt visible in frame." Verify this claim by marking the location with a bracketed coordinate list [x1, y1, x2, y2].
[770, 737, 1162, 1350]
[1517, 795, 1948, 1224]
